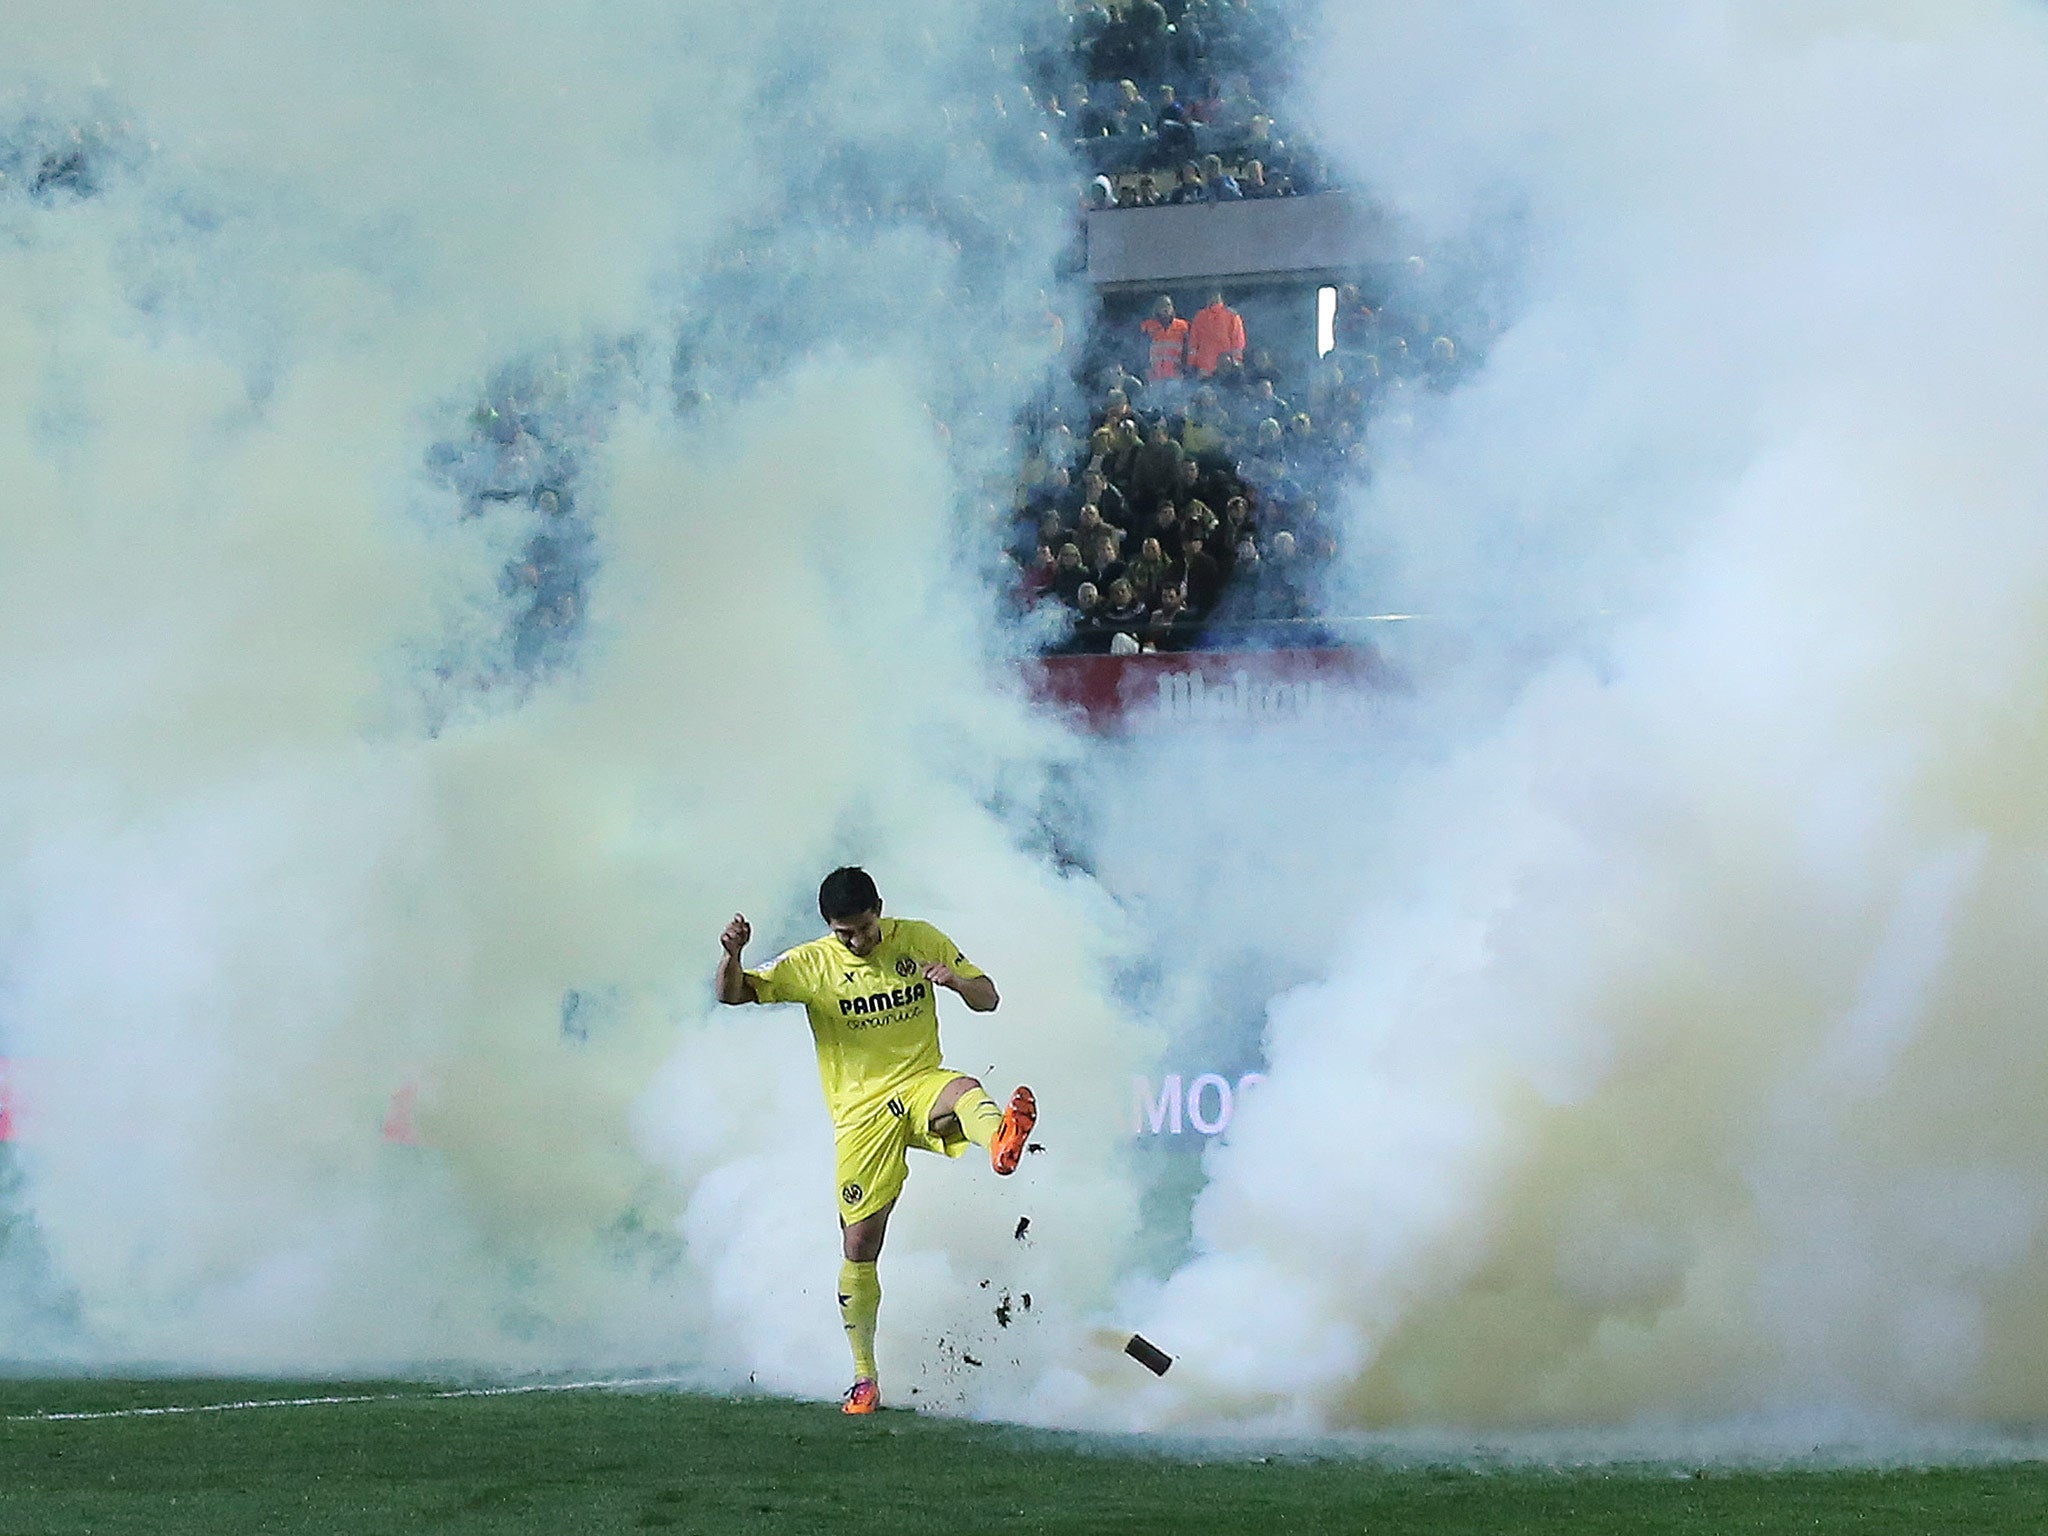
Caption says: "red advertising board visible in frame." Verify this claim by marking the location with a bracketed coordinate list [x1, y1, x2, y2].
[1024, 646, 1394, 731]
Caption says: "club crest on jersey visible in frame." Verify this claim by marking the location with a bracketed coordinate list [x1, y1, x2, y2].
[841, 1181, 863, 1206]
[895, 957, 917, 978]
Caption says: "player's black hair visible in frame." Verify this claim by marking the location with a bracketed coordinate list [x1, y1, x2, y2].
[818, 866, 881, 921]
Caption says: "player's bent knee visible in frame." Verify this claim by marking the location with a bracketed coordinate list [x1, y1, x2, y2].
[937, 1074, 981, 1110]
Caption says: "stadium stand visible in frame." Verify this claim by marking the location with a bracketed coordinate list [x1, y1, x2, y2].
[5, 2, 1483, 671]
[1006, 0, 1485, 655]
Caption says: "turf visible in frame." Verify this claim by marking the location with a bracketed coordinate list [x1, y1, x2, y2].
[3, 1379, 2046, 1535]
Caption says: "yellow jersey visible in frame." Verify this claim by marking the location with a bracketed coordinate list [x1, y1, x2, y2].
[745, 918, 986, 1121]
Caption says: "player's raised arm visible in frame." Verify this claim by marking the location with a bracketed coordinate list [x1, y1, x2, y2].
[923, 960, 998, 1013]
[716, 914, 759, 1004]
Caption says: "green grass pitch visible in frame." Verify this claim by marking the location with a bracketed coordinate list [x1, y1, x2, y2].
[3, 1378, 2047, 1535]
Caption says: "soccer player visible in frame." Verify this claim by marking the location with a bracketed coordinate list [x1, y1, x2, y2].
[716, 867, 1036, 1415]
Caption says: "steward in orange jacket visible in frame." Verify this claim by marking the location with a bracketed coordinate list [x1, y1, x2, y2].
[1140, 295, 1191, 380]
[1187, 292, 1247, 376]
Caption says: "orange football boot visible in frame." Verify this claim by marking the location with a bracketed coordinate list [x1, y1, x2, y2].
[842, 1378, 881, 1415]
[991, 1085, 1036, 1176]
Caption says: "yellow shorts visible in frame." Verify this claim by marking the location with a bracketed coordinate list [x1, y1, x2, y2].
[833, 1067, 972, 1224]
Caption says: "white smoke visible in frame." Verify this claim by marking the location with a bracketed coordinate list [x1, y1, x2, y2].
[1077, 0, 2048, 1438]
[18, 0, 2048, 1449]
[0, 0, 1149, 1396]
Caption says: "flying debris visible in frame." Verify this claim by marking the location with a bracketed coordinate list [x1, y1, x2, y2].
[1124, 1334, 1172, 1376]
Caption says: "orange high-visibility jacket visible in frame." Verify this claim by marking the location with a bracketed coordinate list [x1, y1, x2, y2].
[1141, 316, 1191, 379]
[1188, 302, 1246, 376]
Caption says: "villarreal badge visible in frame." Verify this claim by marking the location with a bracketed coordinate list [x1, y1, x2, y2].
[841, 1181, 863, 1207]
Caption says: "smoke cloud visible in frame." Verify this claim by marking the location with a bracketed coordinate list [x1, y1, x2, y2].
[1086, 0, 2048, 1440]
[0, 0, 1145, 1398]
[13, 0, 2048, 1453]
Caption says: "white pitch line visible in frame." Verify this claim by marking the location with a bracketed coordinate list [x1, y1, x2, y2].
[6, 1375, 695, 1423]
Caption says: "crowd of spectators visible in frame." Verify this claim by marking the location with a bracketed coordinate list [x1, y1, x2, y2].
[0, 110, 136, 204]
[424, 349, 638, 678]
[11, 1, 1438, 672]
[1018, 0, 1329, 212]
[1011, 273, 1473, 653]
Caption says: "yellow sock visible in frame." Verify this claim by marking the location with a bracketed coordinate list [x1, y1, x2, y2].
[838, 1260, 881, 1381]
[948, 1085, 1005, 1150]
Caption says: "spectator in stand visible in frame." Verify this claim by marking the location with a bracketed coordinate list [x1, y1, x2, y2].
[1098, 361, 1147, 405]
[1084, 174, 1116, 211]
[1022, 544, 1058, 605]
[1091, 385, 1136, 435]
[1227, 535, 1262, 602]
[1142, 582, 1192, 649]
[1180, 386, 1230, 463]
[1139, 295, 1191, 384]
[1188, 74, 1226, 124]
[1080, 466, 1130, 529]
[1188, 289, 1247, 377]
[1101, 576, 1148, 630]
[1208, 351, 1246, 399]
[1178, 531, 1223, 614]
[1208, 71, 1260, 134]
[1219, 495, 1254, 565]
[1166, 160, 1205, 204]
[1108, 78, 1153, 140]
[1153, 85, 1197, 166]
[1325, 415, 1362, 470]
[1082, 528, 1127, 591]
[1240, 374, 1290, 428]
[1288, 412, 1334, 485]
[1258, 528, 1310, 621]
[1077, 2, 1121, 78]
[1427, 334, 1460, 386]
[1069, 581, 1107, 650]
[1127, 0, 1173, 78]
[1074, 501, 1113, 552]
[1172, 1, 1209, 74]
[1052, 542, 1087, 603]
[1086, 412, 1118, 463]
[1144, 499, 1185, 563]
[1023, 462, 1072, 519]
[1103, 415, 1145, 484]
[1290, 491, 1326, 539]
[1125, 535, 1174, 601]
[1130, 419, 1188, 511]
[1197, 153, 1243, 201]
[1244, 114, 1289, 180]
[1307, 356, 1348, 420]
[1120, 174, 1166, 208]
[1332, 283, 1377, 353]
[1240, 159, 1282, 197]
[1072, 85, 1113, 141]
[1179, 452, 1234, 516]
[1242, 417, 1289, 497]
